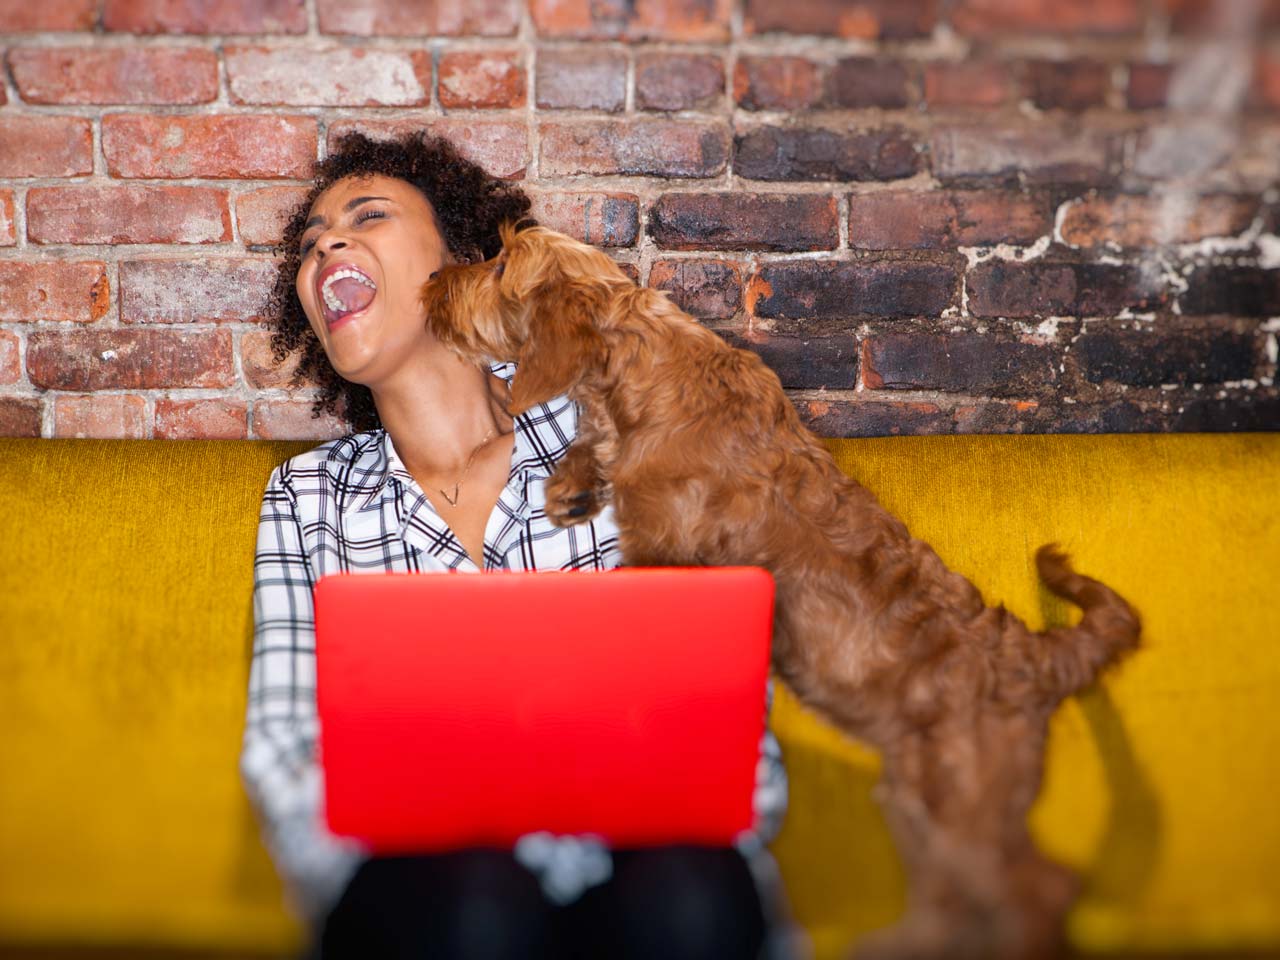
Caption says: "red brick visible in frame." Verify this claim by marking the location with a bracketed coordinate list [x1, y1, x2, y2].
[649, 193, 838, 251]
[828, 58, 911, 109]
[1162, 0, 1280, 34]
[530, 0, 732, 41]
[540, 120, 728, 178]
[1127, 63, 1173, 109]
[535, 49, 627, 111]
[735, 125, 919, 182]
[103, 114, 316, 179]
[950, 0, 1142, 35]
[744, 0, 936, 38]
[0, 397, 42, 438]
[1027, 60, 1111, 111]
[252, 399, 348, 440]
[734, 57, 822, 111]
[226, 46, 431, 106]
[120, 259, 278, 324]
[1060, 194, 1259, 249]
[528, 193, 639, 246]
[237, 186, 312, 247]
[102, 0, 306, 33]
[8, 47, 218, 104]
[1255, 55, 1280, 111]
[923, 62, 1010, 108]
[0, 261, 108, 323]
[240, 329, 310, 389]
[317, 0, 519, 36]
[53, 394, 150, 439]
[0, 190, 14, 246]
[438, 50, 526, 109]
[155, 398, 249, 439]
[635, 53, 724, 112]
[648, 259, 742, 319]
[0, 0, 94, 30]
[28, 186, 231, 245]
[27, 329, 234, 390]
[328, 119, 528, 180]
[0, 116, 92, 178]
[849, 190, 1050, 249]
[0, 331, 19, 385]
[930, 124, 1113, 184]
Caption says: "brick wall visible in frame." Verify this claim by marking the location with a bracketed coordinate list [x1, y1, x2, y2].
[1, 0, 1278, 440]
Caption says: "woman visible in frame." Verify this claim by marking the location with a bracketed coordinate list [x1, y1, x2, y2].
[240, 131, 789, 959]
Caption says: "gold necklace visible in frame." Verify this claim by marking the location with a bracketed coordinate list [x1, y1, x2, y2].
[438, 427, 498, 507]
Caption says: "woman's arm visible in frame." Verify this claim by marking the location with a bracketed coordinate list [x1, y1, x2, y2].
[240, 464, 368, 928]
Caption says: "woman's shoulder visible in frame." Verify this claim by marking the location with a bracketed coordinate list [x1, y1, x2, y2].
[270, 429, 386, 490]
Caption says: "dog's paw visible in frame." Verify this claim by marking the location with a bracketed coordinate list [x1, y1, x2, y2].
[543, 474, 605, 527]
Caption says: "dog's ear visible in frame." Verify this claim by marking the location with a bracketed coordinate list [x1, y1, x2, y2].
[509, 286, 606, 415]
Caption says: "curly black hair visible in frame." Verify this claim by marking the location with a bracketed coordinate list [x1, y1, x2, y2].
[264, 130, 534, 432]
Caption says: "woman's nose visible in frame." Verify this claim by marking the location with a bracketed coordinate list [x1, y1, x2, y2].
[315, 236, 348, 259]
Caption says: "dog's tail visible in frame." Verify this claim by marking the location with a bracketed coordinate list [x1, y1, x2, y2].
[1030, 544, 1141, 698]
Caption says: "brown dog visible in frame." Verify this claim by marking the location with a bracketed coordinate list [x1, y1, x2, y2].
[421, 224, 1141, 960]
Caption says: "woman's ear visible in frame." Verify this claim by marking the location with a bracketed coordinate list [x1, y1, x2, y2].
[509, 287, 606, 415]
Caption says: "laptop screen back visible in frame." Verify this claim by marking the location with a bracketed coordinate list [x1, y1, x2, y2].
[314, 567, 774, 852]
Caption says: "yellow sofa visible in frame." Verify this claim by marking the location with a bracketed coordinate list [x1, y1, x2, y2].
[1, 434, 1277, 958]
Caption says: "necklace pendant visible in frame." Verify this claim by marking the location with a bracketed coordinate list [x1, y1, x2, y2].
[440, 484, 460, 507]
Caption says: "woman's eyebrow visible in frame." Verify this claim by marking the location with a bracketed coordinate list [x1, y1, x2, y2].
[302, 195, 394, 233]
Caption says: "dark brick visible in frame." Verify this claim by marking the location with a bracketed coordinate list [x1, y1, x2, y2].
[1180, 266, 1280, 317]
[635, 53, 724, 112]
[862, 331, 1058, 395]
[1027, 60, 1111, 111]
[649, 194, 837, 252]
[827, 58, 911, 109]
[751, 261, 957, 319]
[744, 0, 937, 39]
[797, 399, 952, 438]
[648, 260, 742, 319]
[1172, 393, 1280, 432]
[1127, 63, 1173, 109]
[721, 330, 857, 390]
[967, 262, 1167, 318]
[1074, 328, 1258, 386]
[1166, 0, 1280, 34]
[734, 125, 919, 182]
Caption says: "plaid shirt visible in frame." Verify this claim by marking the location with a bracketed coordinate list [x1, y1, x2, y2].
[240, 363, 788, 927]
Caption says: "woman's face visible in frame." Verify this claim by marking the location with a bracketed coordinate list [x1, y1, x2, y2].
[295, 173, 451, 385]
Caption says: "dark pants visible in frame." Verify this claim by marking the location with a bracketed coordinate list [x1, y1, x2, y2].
[317, 846, 767, 960]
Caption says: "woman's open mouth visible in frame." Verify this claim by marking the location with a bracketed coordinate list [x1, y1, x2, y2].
[317, 263, 378, 330]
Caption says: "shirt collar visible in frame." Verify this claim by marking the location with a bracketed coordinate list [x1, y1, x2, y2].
[342, 361, 575, 515]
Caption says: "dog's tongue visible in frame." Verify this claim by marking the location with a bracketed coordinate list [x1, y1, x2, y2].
[332, 276, 375, 314]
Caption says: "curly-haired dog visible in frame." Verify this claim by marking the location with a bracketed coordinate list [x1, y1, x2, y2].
[420, 224, 1141, 960]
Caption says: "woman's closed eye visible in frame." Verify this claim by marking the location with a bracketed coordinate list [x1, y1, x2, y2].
[300, 208, 388, 256]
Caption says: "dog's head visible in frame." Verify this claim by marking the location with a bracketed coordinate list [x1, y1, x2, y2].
[421, 223, 625, 414]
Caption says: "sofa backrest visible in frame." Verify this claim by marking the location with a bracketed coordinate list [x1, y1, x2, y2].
[1, 433, 1277, 957]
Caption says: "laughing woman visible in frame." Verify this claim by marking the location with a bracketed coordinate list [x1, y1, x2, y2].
[240, 130, 789, 960]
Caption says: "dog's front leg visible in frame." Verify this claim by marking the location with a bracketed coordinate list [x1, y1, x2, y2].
[543, 392, 615, 528]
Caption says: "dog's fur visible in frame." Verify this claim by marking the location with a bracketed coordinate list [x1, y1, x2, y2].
[421, 224, 1141, 960]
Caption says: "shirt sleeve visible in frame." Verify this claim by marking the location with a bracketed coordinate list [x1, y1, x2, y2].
[239, 464, 368, 929]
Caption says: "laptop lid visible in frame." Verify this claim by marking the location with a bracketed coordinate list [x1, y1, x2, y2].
[314, 567, 774, 853]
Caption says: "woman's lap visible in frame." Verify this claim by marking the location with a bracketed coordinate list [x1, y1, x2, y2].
[318, 846, 766, 960]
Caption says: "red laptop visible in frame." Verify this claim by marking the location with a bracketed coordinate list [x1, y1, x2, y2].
[314, 567, 774, 853]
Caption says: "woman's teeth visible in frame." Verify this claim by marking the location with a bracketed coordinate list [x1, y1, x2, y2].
[321, 268, 377, 314]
